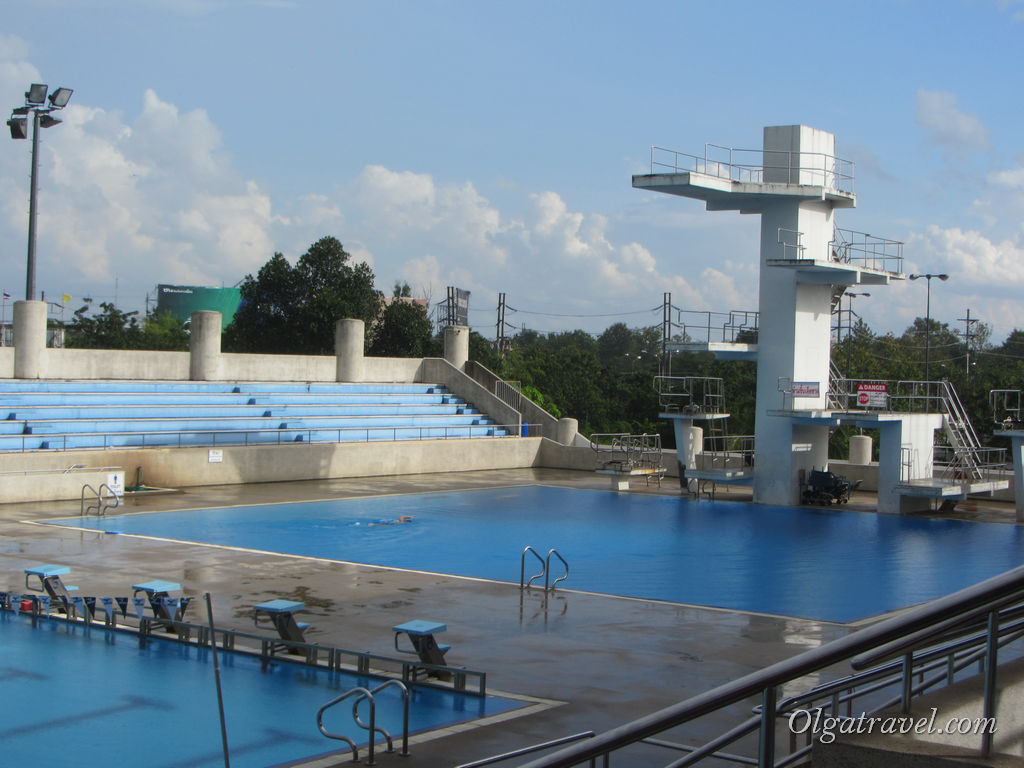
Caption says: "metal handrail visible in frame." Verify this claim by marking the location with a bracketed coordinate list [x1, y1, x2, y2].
[4, 421, 521, 453]
[454, 732, 595, 768]
[349, 679, 410, 759]
[648, 144, 855, 194]
[512, 564, 1024, 767]
[544, 550, 569, 591]
[317, 687, 369, 763]
[521, 547, 545, 590]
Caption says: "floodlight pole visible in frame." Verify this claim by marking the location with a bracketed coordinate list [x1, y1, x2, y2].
[26, 108, 42, 301]
[909, 273, 949, 386]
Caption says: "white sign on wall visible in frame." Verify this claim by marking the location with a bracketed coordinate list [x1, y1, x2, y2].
[791, 381, 820, 398]
[208, 449, 223, 463]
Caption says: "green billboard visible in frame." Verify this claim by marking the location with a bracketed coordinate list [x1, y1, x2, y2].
[155, 285, 242, 330]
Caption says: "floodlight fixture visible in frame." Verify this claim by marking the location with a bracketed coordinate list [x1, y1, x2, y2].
[8, 80, 74, 300]
[7, 117, 27, 139]
[25, 84, 48, 104]
[48, 87, 73, 108]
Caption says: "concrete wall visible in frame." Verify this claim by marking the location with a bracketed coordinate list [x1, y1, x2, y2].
[0, 346, 13, 378]
[48, 348, 191, 380]
[416, 358, 522, 433]
[464, 361, 561, 440]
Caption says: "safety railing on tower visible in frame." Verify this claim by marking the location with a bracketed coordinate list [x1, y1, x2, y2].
[830, 226, 904, 273]
[667, 309, 759, 346]
[648, 143, 855, 194]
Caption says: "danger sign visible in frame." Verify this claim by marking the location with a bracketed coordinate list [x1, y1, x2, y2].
[856, 382, 888, 408]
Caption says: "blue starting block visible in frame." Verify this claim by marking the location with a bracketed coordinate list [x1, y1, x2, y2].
[254, 599, 310, 647]
[393, 619, 452, 678]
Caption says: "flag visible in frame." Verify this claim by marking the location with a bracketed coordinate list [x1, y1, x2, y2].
[62, 293, 71, 303]
[2, 291, 10, 301]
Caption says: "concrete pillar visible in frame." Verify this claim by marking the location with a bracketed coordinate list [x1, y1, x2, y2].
[189, 310, 222, 381]
[555, 417, 578, 446]
[14, 300, 47, 379]
[849, 434, 872, 465]
[1009, 435, 1024, 523]
[335, 318, 365, 382]
[444, 325, 469, 370]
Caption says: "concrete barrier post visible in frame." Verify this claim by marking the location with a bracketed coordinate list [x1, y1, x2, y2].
[555, 417, 578, 446]
[336, 318, 365, 382]
[443, 325, 469, 371]
[14, 300, 47, 379]
[189, 310, 222, 381]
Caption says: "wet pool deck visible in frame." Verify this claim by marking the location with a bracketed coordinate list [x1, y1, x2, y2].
[1, 467, 1020, 767]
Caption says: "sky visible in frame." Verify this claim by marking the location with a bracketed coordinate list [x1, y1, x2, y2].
[2, 0, 1024, 344]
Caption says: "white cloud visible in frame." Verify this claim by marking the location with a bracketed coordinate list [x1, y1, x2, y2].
[915, 90, 989, 153]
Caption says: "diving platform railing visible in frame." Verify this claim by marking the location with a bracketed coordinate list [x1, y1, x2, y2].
[774, 226, 904, 274]
[647, 144, 855, 194]
[665, 309, 759, 347]
[831, 227, 904, 274]
[828, 377, 1004, 485]
[501, 563, 1024, 768]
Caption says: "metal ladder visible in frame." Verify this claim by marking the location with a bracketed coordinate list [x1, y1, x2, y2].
[938, 379, 984, 481]
[80, 483, 120, 516]
[317, 679, 410, 765]
[520, 547, 569, 591]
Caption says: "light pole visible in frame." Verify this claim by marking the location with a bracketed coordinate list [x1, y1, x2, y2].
[7, 83, 73, 301]
[908, 273, 949, 384]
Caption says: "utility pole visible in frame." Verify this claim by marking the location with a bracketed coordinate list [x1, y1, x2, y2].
[661, 292, 671, 375]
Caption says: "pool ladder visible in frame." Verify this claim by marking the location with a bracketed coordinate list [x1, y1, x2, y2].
[520, 546, 569, 591]
[317, 678, 409, 765]
[80, 482, 120, 516]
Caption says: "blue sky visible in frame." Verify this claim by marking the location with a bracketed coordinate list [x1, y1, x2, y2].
[2, 0, 1024, 343]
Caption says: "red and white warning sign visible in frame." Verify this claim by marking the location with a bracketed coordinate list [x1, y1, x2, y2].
[856, 382, 888, 408]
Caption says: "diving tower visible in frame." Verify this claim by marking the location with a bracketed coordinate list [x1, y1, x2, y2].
[636, 125, 1007, 513]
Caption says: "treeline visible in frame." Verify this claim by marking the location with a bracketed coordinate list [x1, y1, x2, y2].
[58, 236, 1024, 455]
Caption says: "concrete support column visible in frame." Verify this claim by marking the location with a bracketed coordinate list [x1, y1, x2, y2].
[1008, 435, 1024, 523]
[443, 325, 469, 370]
[14, 300, 47, 379]
[555, 417, 578, 446]
[336, 318, 365, 382]
[189, 310, 222, 381]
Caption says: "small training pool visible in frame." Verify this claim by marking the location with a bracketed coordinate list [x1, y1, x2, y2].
[0, 611, 522, 768]
[51, 485, 1024, 623]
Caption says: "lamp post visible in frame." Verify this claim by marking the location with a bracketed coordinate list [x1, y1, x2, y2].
[908, 273, 949, 384]
[7, 83, 73, 301]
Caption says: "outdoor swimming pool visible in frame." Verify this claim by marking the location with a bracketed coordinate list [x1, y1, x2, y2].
[0, 611, 522, 768]
[52, 485, 1024, 623]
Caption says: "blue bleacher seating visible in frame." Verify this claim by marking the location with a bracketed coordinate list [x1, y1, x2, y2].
[0, 380, 510, 452]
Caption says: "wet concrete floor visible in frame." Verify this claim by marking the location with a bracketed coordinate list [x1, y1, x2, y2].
[1, 468, 1019, 767]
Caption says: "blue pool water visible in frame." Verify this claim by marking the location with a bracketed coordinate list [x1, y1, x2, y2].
[53, 486, 1024, 623]
[0, 611, 521, 768]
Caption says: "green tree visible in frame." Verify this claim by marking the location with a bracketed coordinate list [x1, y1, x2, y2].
[141, 311, 190, 350]
[370, 295, 435, 357]
[225, 237, 383, 354]
[65, 300, 144, 349]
